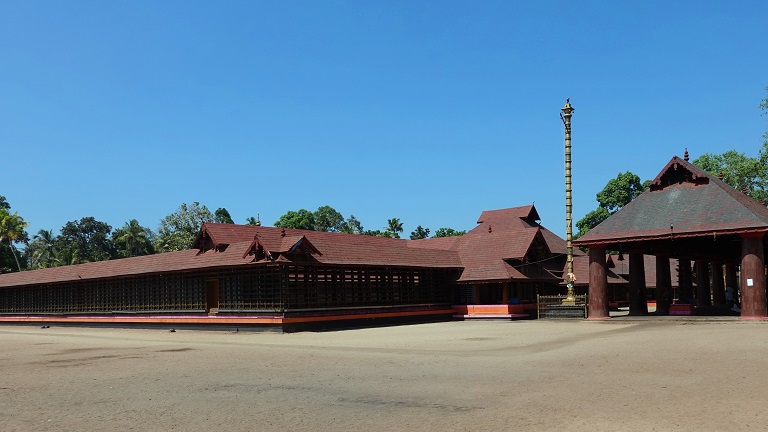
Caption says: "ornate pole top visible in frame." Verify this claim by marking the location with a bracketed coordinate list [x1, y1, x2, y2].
[561, 98, 574, 117]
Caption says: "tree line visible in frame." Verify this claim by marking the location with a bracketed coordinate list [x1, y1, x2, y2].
[0, 200, 465, 273]
[272, 206, 465, 239]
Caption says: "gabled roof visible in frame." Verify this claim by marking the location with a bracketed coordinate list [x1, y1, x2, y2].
[474, 205, 540, 232]
[575, 156, 768, 245]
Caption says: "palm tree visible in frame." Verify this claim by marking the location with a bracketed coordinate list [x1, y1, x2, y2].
[29, 229, 57, 269]
[54, 248, 80, 267]
[113, 219, 154, 257]
[385, 218, 404, 239]
[0, 209, 29, 271]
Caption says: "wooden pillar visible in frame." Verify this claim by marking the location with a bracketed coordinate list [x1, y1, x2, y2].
[740, 234, 767, 319]
[655, 254, 672, 315]
[628, 252, 648, 315]
[725, 264, 739, 306]
[588, 246, 609, 319]
[502, 281, 510, 304]
[695, 260, 712, 308]
[711, 262, 726, 307]
[677, 257, 693, 304]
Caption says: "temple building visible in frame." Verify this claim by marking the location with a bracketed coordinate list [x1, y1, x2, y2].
[0, 205, 568, 331]
[575, 153, 768, 319]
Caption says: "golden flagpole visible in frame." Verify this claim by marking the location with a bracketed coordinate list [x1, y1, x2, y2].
[561, 99, 576, 304]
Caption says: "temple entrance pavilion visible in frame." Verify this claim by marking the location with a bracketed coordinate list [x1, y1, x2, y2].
[574, 155, 768, 320]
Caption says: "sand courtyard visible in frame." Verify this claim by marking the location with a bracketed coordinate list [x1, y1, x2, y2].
[2, 319, 767, 432]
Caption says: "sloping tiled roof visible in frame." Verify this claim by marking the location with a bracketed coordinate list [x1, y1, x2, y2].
[410, 205, 564, 283]
[540, 226, 567, 255]
[0, 205, 567, 288]
[0, 246, 250, 288]
[475, 205, 540, 231]
[575, 156, 768, 245]
[0, 226, 462, 289]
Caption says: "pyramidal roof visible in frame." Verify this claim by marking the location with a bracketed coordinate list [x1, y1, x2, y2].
[575, 156, 768, 245]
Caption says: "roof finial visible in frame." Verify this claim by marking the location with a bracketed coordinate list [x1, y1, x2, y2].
[684, 148, 689, 162]
[255, 213, 261, 226]
[281, 228, 286, 237]
[718, 170, 724, 180]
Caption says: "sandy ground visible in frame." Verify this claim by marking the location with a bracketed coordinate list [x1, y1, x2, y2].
[2, 319, 768, 432]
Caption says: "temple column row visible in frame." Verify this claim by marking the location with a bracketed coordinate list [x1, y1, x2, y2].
[586, 232, 766, 319]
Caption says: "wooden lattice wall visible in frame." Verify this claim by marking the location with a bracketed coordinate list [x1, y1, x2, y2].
[0, 264, 456, 315]
[0, 273, 206, 314]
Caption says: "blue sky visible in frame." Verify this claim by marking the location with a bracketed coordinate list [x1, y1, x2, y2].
[2, 0, 767, 240]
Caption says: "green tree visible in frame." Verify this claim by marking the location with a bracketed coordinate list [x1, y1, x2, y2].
[339, 215, 364, 234]
[112, 219, 155, 258]
[0, 198, 29, 271]
[385, 218, 403, 239]
[57, 217, 114, 263]
[155, 202, 215, 252]
[245, 216, 261, 226]
[595, 172, 648, 214]
[433, 227, 466, 238]
[576, 171, 649, 237]
[214, 208, 235, 224]
[410, 225, 430, 240]
[274, 209, 316, 230]
[313, 205, 344, 232]
[26, 229, 58, 269]
[0, 208, 29, 271]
